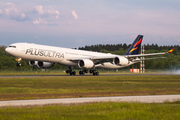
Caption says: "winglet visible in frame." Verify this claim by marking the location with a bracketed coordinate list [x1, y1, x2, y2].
[167, 48, 174, 53]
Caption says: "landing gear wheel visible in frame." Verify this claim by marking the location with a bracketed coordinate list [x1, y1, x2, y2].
[72, 71, 76, 75]
[66, 70, 70, 74]
[79, 71, 84, 75]
[96, 72, 99, 76]
[93, 72, 96, 76]
[16, 63, 21, 67]
[66, 67, 76, 75]
[90, 69, 95, 74]
[93, 72, 99, 76]
[70, 72, 73, 75]
[70, 71, 76, 75]
[90, 70, 93, 74]
[84, 69, 88, 73]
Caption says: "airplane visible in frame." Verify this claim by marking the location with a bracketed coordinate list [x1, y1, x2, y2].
[5, 35, 174, 76]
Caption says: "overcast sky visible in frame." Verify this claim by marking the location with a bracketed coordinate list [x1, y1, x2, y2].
[0, 0, 180, 48]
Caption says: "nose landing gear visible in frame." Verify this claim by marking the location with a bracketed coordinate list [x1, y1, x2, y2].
[15, 58, 22, 67]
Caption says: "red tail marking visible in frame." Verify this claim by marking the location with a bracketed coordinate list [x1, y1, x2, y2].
[133, 38, 142, 48]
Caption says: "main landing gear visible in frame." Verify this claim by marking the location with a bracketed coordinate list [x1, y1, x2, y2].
[89, 69, 99, 76]
[66, 67, 99, 76]
[66, 67, 76, 75]
[79, 69, 88, 75]
[79, 69, 99, 76]
[66, 68, 99, 76]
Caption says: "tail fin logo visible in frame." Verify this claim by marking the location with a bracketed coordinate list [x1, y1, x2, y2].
[129, 47, 138, 53]
[133, 38, 142, 48]
[129, 38, 142, 53]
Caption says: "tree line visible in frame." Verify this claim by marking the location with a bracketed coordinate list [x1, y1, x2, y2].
[0, 43, 180, 70]
[79, 43, 180, 55]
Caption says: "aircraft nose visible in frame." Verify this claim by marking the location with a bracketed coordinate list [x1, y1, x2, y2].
[5, 47, 10, 53]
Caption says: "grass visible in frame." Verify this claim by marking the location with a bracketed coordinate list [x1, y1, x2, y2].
[0, 74, 180, 119]
[0, 75, 180, 100]
[0, 102, 180, 120]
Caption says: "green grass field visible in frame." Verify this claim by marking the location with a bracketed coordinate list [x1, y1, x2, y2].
[0, 102, 180, 120]
[0, 75, 180, 100]
[1, 74, 180, 119]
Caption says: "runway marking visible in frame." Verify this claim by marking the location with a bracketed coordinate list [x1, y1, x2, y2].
[0, 95, 180, 107]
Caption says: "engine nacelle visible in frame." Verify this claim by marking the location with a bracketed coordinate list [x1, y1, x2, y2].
[29, 61, 38, 66]
[37, 61, 54, 69]
[78, 59, 94, 69]
[113, 57, 129, 66]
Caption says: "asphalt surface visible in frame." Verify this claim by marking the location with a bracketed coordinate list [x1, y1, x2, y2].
[0, 73, 179, 78]
[0, 95, 180, 107]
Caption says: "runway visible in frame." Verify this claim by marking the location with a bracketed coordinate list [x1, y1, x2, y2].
[0, 73, 178, 78]
[0, 95, 180, 107]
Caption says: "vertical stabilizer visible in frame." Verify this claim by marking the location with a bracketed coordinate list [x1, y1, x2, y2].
[124, 35, 143, 55]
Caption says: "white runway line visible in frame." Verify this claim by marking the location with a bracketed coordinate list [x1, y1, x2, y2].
[0, 95, 180, 107]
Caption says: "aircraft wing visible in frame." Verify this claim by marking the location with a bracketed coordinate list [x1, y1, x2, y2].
[68, 55, 117, 65]
[68, 48, 174, 64]
[68, 55, 117, 61]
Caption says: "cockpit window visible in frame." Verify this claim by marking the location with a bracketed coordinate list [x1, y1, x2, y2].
[9, 46, 16, 48]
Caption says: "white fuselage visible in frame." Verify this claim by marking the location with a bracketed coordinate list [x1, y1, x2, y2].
[5, 43, 136, 69]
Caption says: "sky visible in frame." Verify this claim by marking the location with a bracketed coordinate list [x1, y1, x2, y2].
[0, 0, 180, 48]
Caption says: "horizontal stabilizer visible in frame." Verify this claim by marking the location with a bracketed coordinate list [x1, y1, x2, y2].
[133, 57, 167, 62]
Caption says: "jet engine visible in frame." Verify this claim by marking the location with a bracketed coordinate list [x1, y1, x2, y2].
[113, 57, 129, 66]
[29, 61, 38, 66]
[37, 61, 54, 69]
[78, 59, 94, 69]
